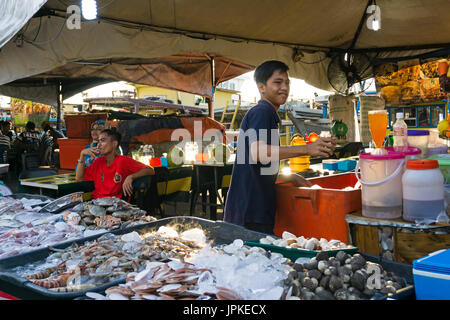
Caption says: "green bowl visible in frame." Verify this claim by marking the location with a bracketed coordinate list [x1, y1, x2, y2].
[428, 154, 450, 184]
[244, 241, 358, 262]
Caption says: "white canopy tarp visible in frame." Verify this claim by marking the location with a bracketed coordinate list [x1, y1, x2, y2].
[0, 0, 47, 49]
[0, 0, 449, 102]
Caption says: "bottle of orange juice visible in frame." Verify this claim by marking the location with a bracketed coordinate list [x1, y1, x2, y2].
[289, 135, 310, 172]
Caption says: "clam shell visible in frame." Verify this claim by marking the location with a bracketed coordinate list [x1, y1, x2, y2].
[304, 238, 317, 251]
[282, 231, 297, 240]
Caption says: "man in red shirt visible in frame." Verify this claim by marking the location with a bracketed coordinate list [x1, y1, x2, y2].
[75, 128, 155, 199]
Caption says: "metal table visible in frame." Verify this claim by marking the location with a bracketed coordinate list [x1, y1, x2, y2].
[188, 160, 234, 220]
[19, 173, 94, 199]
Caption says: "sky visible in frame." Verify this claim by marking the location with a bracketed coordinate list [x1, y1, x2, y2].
[238, 71, 334, 103]
[63, 71, 336, 106]
[1, 72, 375, 108]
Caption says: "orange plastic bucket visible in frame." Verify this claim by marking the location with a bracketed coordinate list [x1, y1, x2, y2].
[274, 173, 361, 242]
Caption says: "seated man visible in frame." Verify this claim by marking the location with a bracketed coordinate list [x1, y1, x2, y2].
[75, 128, 155, 199]
[14, 121, 41, 153]
[41, 121, 65, 149]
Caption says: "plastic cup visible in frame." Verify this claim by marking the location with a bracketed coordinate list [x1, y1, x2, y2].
[368, 110, 388, 149]
[150, 157, 161, 167]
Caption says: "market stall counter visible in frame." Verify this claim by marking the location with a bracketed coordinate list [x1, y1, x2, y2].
[0, 215, 416, 301]
[346, 211, 450, 264]
[189, 161, 233, 220]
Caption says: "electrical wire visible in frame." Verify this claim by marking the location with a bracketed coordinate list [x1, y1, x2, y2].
[24, 16, 66, 46]
[296, 53, 329, 65]
[98, 0, 117, 10]
[32, 16, 42, 42]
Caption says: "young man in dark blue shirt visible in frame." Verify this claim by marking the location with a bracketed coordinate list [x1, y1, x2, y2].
[224, 60, 336, 235]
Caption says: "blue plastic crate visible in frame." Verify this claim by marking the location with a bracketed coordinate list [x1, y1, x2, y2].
[413, 249, 450, 300]
[337, 159, 357, 172]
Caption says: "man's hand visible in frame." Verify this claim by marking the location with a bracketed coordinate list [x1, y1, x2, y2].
[290, 174, 313, 187]
[122, 175, 134, 198]
[278, 173, 313, 187]
[80, 147, 99, 159]
[306, 137, 337, 158]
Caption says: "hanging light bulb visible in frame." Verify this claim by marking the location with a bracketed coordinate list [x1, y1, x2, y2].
[372, 18, 381, 31]
[82, 0, 97, 20]
[366, 0, 381, 31]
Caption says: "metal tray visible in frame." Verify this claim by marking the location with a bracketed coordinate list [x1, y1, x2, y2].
[7, 193, 54, 209]
[0, 216, 267, 300]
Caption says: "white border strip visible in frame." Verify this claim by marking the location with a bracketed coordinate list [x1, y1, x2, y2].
[413, 269, 450, 280]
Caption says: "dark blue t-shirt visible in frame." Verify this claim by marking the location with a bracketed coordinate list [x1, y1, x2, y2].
[224, 100, 280, 227]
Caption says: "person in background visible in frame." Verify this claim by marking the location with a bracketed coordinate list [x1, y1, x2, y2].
[0, 121, 10, 163]
[0, 121, 11, 148]
[77, 120, 123, 168]
[0, 121, 13, 142]
[75, 128, 155, 199]
[41, 121, 65, 149]
[14, 121, 41, 153]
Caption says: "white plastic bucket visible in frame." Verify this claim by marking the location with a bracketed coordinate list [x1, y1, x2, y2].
[355, 152, 405, 219]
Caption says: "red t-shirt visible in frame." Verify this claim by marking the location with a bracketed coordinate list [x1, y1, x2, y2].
[84, 155, 149, 199]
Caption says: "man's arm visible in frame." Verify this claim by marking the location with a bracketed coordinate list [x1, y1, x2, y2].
[75, 148, 97, 182]
[122, 167, 155, 197]
[75, 157, 86, 182]
[250, 137, 337, 162]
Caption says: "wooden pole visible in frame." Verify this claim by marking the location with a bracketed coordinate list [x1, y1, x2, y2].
[57, 81, 62, 130]
[209, 57, 215, 118]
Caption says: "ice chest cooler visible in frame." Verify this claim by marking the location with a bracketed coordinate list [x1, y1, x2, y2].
[274, 172, 361, 243]
[413, 249, 450, 300]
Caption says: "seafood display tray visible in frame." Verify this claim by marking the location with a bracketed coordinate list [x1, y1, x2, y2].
[7, 192, 83, 214]
[244, 241, 359, 260]
[243, 242, 415, 300]
[358, 253, 415, 300]
[0, 216, 267, 300]
[7, 194, 54, 208]
[75, 253, 415, 301]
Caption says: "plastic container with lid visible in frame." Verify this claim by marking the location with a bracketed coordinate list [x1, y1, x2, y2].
[322, 159, 338, 170]
[355, 152, 405, 219]
[289, 136, 310, 172]
[393, 112, 408, 151]
[407, 130, 429, 158]
[402, 159, 445, 222]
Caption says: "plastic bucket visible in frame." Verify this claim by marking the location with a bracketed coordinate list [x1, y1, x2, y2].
[356, 152, 405, 219]
[385, 146, 421, 162]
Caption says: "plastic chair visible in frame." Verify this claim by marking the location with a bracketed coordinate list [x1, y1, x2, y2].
[0, 145, 8, 164]
[21, 152, 41, 170]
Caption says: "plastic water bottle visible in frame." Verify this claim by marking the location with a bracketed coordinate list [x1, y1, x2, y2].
[393, 112, 408, 152]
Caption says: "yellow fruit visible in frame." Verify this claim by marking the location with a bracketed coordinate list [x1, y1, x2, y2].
[438, 119, 449, 135]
